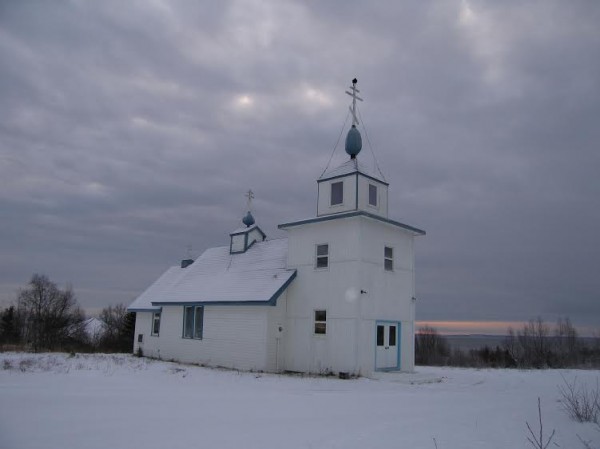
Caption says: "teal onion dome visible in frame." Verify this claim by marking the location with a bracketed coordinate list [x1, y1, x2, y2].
[242, 211, 255, 227]
[345, 125, 362, 158]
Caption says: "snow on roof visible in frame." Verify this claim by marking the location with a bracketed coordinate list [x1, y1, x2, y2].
[128, 239, 296, 311]
[318, 159, 387, 184]
[230, 223, 263, 235]
[83, 317, 106, 337]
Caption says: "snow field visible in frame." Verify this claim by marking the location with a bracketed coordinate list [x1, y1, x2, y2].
[0, 353, 598, 449]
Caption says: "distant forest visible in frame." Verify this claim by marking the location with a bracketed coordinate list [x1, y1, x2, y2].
[416, 318, 600, 369]
[0, 274, 135, 353]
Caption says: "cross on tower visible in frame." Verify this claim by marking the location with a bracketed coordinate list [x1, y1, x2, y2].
[345, 78, 363, 126]
[245, 189, 254, 211]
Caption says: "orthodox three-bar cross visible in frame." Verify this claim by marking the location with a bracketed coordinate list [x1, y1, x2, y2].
[345, 78, 363, 126]
[245, 189, 254, 210]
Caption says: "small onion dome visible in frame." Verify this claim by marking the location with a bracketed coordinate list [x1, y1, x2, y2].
[242, 211, 255, 227]
[345, 125, 362, 158]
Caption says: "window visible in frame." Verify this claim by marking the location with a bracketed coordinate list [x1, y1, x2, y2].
[389, 325, 396, 346]
[377, 325, 384, 346]
[315, 244, 329, 269]
[369, 184, 377, 206]
[331, 181, 343, 205]
[314, 310, 327, 335]
[137, 334, 143, 343]
[384, 246, 393, 271]
[183, 306, 204, 339]
[151, 312, 161, 336]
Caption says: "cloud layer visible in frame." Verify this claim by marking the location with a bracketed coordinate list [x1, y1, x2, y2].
[1, 1, 599, 330]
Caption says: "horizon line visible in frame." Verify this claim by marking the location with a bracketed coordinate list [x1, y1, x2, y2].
[416, 320, 598, 337]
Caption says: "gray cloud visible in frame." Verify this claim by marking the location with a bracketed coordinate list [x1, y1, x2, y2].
[1, 0, 599, 332]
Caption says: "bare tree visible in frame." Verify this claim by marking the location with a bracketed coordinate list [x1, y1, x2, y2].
[518, 317, 551, 368]
[99, 304, 135, 352]
[17, 274, 84, 351]
[504, 326, 521, 364]
[526, 398, 556, 449]
[415, 326, 450, 365]
[554, 317, 580, 366]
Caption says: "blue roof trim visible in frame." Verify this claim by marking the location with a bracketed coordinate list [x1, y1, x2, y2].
[127, 307, 161, 313]
[318, 171, 389, 186]
[229, 225, 266, 238]
[150, 270, 297, 308]
[278, 211, 426, 235]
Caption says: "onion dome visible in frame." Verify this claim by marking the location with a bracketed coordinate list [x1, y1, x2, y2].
[345, 125, 362, 158]
[242, 211, 255, 227]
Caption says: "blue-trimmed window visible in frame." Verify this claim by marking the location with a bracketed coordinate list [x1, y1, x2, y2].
[183, 306, 204, 339]
[331, 181, 343, 205]
[151, 312, 161, 336]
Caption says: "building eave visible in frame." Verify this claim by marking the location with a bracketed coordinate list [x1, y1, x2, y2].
[127, 307, 162, 313]
[317, 171, 389, 186]
[278, 211, 425, 236]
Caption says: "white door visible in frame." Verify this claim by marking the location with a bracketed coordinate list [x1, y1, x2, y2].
[375, 322, 399, 369]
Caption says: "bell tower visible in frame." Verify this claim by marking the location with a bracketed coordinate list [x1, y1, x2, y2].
[316, 79, 389, 218]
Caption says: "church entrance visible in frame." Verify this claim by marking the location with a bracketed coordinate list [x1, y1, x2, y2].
[375, 321, 400, 370]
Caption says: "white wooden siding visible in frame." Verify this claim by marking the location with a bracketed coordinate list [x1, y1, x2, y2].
[317, 176, 357, 216]
[356, 176, 388, 218]
[230, 234, 245, 253]
[284, 214, 417, 375]
[137, 305, 273, 371]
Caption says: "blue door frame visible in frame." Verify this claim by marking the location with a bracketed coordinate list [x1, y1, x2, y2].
[374, 320, 401, 371]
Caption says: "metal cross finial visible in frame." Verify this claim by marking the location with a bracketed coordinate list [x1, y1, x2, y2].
[245, 189, 254, 210]
[345, 78, 363, 126]
[186, 244, 193, 259]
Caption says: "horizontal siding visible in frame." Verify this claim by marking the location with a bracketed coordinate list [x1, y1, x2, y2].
[139, 306, 270, 371]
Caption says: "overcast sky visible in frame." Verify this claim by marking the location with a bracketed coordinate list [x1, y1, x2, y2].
[1, 1, 599, 333]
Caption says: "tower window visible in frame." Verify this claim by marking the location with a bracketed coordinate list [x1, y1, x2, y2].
[331, 181, 343, 205]
[369, 184, 377, 206]
[315, 244, 329, 269]
[384, 246, 394, 271]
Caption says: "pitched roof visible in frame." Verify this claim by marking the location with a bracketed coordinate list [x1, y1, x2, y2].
[128, 239, 296, 311]
[318, 159, 387, 185]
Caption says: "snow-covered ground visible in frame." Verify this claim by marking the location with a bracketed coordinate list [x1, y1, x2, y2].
[1, 353, 598, 449]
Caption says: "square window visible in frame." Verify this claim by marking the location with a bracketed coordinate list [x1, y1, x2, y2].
[331, 181, 343, 206]
[183, 306, 204, 339]
[384, 246, 393, 271]
[369, 184, 377, 206]
[151, 312, 161, 336]
[314, 310, 327, 335]
[315, 244, 329, 269]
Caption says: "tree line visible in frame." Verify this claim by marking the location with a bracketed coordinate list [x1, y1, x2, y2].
[416, 318, 600, 368]
[0, 274, 135, 353]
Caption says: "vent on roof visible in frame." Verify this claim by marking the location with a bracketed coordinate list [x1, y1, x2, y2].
[181, 259, 194, 268]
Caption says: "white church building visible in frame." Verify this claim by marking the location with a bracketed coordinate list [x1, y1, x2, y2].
[128, 80, 425, 376]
